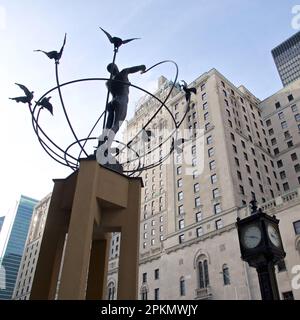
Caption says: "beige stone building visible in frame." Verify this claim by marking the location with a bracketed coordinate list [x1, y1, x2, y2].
[107, 70, 300, 300]
[11, 70, 300, 300]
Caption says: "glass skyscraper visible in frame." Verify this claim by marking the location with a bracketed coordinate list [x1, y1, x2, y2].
[0, 216, 4, 234]
[0, 196, 38, 300]
[272, 31, 300, 87]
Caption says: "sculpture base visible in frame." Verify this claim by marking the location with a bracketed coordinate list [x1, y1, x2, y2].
[88, 152, 124, 174]
[30, 159, 142, 300]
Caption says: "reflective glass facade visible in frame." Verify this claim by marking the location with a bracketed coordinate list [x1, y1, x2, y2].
[0, 196, 38, 300]
[0, 216, 4, 234]
[272, 31, 300, 87]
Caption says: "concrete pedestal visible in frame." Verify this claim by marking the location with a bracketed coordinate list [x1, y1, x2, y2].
[30, 159, 142, 300]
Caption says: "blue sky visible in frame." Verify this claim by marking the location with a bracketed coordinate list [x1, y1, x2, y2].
[0, 0, 299, 220]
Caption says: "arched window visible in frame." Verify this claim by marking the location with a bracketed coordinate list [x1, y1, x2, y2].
[107, 281, 115, 300]
[198, 259, 209, 288]
[179, 276, 185, 296]
[222, 264, 230, 286]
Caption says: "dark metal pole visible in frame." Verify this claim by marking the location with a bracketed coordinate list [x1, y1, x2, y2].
[256, 262, 280, 300]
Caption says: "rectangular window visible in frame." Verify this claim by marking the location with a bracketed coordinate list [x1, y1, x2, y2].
[179, 219, 185, 229]
[208, 148, 214, 157]
[202, 93, 207, 101]
[178, 191, 183, 201]
[288, 94, 294, 102]
[177, 166, 182, 175]
[197, 227, 203, 237]
[239, 185, 245, 195]
[205, 123, 211, 131]
[154, 288, 159, 300]
[275, 102, 281, 109]
[281, 121, 288, 129]
[196, 211, 202, 222]
[212, 188, 220, 199]
[214, 203, 221, 214]
[194, 183, 200, 193]
[278, 112, 284, 119]
[291, 153, 298, 161]
[192, 145, 196, 155]
[203, 102, 208, 110]
[211, 174, 217, 184]
[195, 197, 201, 208]
[154, 269, 159, 280]
[179, 234, 184, 244]
[192, 158, 197, 167]
[291, 104, 298, 112]
[177, 178, 183, 187]
[269, 128, 274, 135]
[295, 114, 300, 122]
[209, 160, 216, 170]
[237, 171, 242, 180]
[142, 273, 147, 283]
[294, 221, 300, 235]
[216, 219, 223, 230]
[207, 136, 213, 145]
[283, 182, 290, 191]
[180, 278, 186, 296]
[277, 160, 283, 168]
[271, 138, 277, 145]
[178, 205, 184, 215]
[280, 171, 286, 179]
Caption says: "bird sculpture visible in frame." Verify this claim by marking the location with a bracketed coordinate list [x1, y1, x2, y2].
[36, 97, 53, 115]
[180, 80, 197, 102]
[34, 33, 67, 64]
[9, 83, 34, 105]
[100, 27, 140, 51]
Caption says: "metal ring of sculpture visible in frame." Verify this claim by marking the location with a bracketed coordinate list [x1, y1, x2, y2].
[10, 30, 196, 177]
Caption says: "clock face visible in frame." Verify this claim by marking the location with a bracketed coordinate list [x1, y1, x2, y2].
[242, 225, 262, 249]
[267, 224, 281, 247]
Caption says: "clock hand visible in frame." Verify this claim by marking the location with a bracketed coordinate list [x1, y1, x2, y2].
[246, 236, 259, 239]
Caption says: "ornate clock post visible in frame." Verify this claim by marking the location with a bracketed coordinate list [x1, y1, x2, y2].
[236, 198, 286, 300]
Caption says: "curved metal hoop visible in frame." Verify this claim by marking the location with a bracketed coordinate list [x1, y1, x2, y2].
[30, 60, 189, 175]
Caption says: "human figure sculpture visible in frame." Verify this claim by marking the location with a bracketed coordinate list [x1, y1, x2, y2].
[98, 62, 146, 150]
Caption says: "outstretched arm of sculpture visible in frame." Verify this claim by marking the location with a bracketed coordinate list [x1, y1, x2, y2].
[122, 65, 146, 75]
